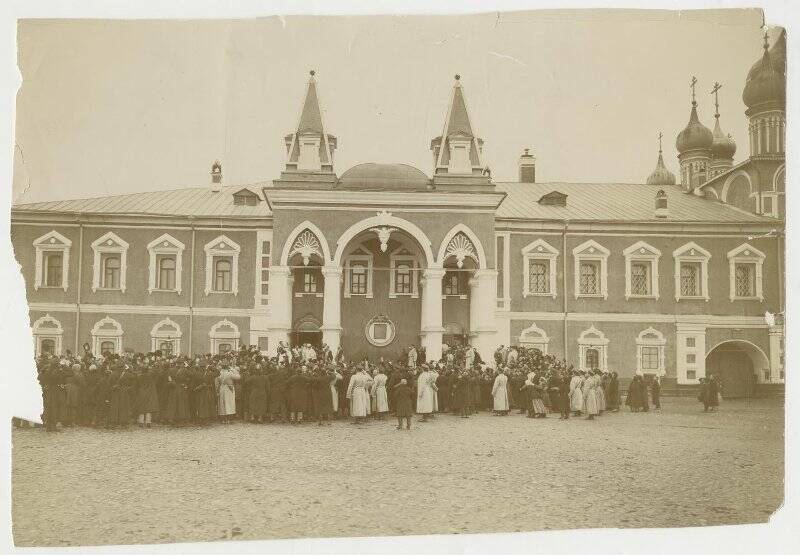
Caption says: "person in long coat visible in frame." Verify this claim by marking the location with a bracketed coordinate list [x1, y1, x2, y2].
[330, 367, 342, 416]
[108, 365, 134, 428]
[269, 367, 288, 423]
[338, 367, 351, 419]
[706, 375, 720, 411]
[651, 376, 662, 410]
[594, 372, 606, 413]
[40, 362, 64, 431]
[247, 366, 270, 423]
[492, 368, 510, 415]
[569, 372, 584, 415]
[287, 367, 310, 424]
[582, 373, 599, 420]
[371, 368, 389, 418]
[509, 370, 524, 413]
[63, 364, 84, 427]
[416, 367, 437, 421]
[346, 368, 369, 423]
[134, 365, 160, 427]
[193, 367, 218, 424]
[216, 364, 240, 424]
[557, 373, 571, 419]
[81, 365, 99, 426]
[393, 378, 414, 429]
[626, 375, 644, 412]
[311, 369, 334, 425]
[606, 372, 620, 412]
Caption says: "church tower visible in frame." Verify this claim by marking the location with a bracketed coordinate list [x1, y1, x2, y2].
[743, 29, 786, 157]
[675, 76, 713, 194]
[430, 75, 491, 190]
[708, 82, 736, 179]
[281, 71, 338, 182]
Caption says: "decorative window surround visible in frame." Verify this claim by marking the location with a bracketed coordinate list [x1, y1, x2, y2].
[209, 319, 240, 354]
[344, 245, 374, 299]
[577, 325, 608, 371]
[32, 314, 64, 356]
[204, 235, 240, 296]
[727, 243, 765, 302]
[91, 316, 123, 355]
[672, 242, 711, 302]
[518, 322, 550, 354]
[147, 234, 185, 294]
[389, 245, 420, 298]
[33, 230, 71, 291]
[635, 327, 666, 375]
[623, 241, 661, 300]
[572, 240, 610, 299]
[91, 232, 129, 293]
[522, 239, 558, 299]
[150, 317, 182, 355]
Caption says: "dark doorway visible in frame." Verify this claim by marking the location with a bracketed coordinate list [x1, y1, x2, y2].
[293, 331, 322, 349]
[706, 343, 756, 398]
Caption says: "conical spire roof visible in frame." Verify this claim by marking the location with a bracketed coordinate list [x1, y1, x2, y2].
[296, 72, 325, 135]
[444, 79, 474, 137]
[431, 75, 484, 175]
[284, 71, 337, 173]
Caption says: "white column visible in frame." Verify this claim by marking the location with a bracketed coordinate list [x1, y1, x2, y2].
[470, 269, 498, 363]
[420, 267, 445, 362]
[675, 322, 706, 384]
[768, 325, 784, 383]
[321, 266, 343, 354]
[266, 265, 292, 356]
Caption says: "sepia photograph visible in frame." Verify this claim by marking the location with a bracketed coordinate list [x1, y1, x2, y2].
[1, 3, 795, 553]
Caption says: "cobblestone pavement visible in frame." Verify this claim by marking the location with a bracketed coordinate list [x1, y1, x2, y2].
[12, 397, 784, 547]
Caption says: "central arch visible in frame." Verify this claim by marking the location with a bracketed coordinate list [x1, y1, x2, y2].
[333, 212, 436, 268]
[706, 339, 769, 398]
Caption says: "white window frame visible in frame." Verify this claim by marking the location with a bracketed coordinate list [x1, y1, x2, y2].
[91, 232, 129, 293]
[147, 233, 185, 294]
[91, 315, 123, 355]
[673, 242, 711, 301]
[577, 325, 608, 371]
[33, 230, 72, 291]
[150, 317, 182, 355]
[204, 235, 240, 296]
[727, 243, 765, 302]
[623, 241, 661, 300]
[389, 246, 420, 298]
[522, 239, 558, 299]
[209, 319, 240, 354]
[636, 327, 666, 376]
[518, 322, 550, 354]
[32, 314, 64, 356]
[344, 245, 374, 299]
[573, 240, 610, 299]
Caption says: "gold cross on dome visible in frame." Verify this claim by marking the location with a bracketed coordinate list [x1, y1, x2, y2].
[658, 131, 663, 152]
[690, 76, 697, 103]
[711, 82, 722, 116]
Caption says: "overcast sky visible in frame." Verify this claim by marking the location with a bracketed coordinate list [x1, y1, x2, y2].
[12, 9, 773, 204]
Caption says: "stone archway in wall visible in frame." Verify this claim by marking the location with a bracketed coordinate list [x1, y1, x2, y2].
[705, 340, 769, 398]
[722, 172, 755, 214]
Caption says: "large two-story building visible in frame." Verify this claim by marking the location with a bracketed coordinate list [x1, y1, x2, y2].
[12, 31, 785, 396]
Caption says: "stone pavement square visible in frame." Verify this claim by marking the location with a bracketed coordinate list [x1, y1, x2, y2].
[11, 396, 784, 547]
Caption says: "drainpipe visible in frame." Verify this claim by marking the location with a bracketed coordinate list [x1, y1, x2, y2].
[74, 216, 84, 354]
[562, 220, 569, 361]
[188, 218, 196, 354]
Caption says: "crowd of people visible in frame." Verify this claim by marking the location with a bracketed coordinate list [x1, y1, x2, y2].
[32, 341, 676, 433]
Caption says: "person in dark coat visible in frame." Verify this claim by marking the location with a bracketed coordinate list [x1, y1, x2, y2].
[606, 371, 620, 412]
[163, 366, 191, 426]
[287, 367, 309, 424]
[247, 366, 270, 423]
[436, 370, 451, 414]
[625, 375, 644, 412]
[311, 369, 334, 425]
[640, 376, 650, 412]
[94, 367, 112, 428]
[40, 362, 64, 431]
[269, 367, 288, 423]
[134, 365, 160, 427]
[81, 366, 99, 426]
[558, 373, 571, 419]
[393, 378, 414, 430]
[705, 375, 720, 412]
[63, 364, 84, 427]
[338, 367, 351, 418]
[107, 365, 134, 428]
[650, 376, 662, 410]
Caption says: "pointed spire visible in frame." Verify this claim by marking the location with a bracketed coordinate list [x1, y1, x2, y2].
[297, 70, 324, 135]
[647, 131, 676, 186]
[284, 70, 337, 174]
[431, 74, 485, 178]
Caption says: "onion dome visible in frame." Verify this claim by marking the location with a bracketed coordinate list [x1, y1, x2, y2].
[743, 29, 786, 111]
[676, 100, 713, 153]
[646, 150, 677, 185]
[711, 118, 736, 159]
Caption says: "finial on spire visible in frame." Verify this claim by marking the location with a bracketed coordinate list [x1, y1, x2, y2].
[763, 27, 770, 51]
[658, 131, 663, 153]
[690, 76, 697, 105]
[710, 81, 722, 118]
[310, 70, 315, 76]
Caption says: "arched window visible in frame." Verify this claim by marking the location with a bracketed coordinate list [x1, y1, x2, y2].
[91, 316, 123, 355]
[209, 319, 240, 354]
[40, 338, 56, 355]
[585, 348, 599, 370]
[32, 314, 64, 356]
[102, 255, 121, 289]
[150, 317, 182, 355]
[214, 258, 232, 292]
[577, 326, 609, 371]
[636, 327, 666, 376]
[100, 341, 115, 356]
[158, 256, 176, 291]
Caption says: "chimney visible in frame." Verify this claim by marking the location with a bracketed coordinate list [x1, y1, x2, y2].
[655, 189, 668, 219]
[210, 160, 222, 192]
[519, 148, 536, 183]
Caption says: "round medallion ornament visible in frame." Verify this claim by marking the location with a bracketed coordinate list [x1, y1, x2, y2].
[365, 315, 396, 347]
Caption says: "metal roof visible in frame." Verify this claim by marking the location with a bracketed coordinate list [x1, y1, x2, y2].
[494, 182, 772, 223]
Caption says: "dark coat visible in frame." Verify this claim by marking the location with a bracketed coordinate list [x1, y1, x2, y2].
[163, 369, 191, 422]
[393, 383, 414, 417]
[135, 371, 160, 414]
[311, 374, 334, 415]
[287, 373, 309, 412]
[625, 378, 644, 409]
[606, 376, 620, 409]
[247, 374, 270, 417]
[193, 370, 217, 419]
[108, 370, 134, 425]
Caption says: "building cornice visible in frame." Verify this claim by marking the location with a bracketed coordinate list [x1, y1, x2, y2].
[10, 210, 273, 228]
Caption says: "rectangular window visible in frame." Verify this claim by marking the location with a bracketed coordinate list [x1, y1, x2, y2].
[213, 256, 232, 292]
[585, 348, 599, 369]
[43, 251, 63, 287]
[373, 323, 388, 340]
[258, 240, 271, 300]
[762, 196, 773, 215]
[395, 264, 412, 294]
[579, 262, 599, 295]
[444, 271, 461, 295]
[686, 337, 696, 348]
[258, 336, 269, 352]
[631, 262, 650, 296]
[529, 261, 549, 294]
[686, 369, 696, 380]
[303, 271, 318, 293]
[641, 346, 659, 371]
[680, 262, 700, 296]
[686, 353, 696, 364]
[350, 265, 367, 295]
[734, 263, 755, 297]
[156, 254, 176, 290]
[101, 254, 121, 289]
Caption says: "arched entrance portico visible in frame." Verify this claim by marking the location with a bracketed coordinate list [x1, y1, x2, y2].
[706, 340, 769, 398]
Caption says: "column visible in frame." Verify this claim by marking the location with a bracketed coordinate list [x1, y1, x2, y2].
[675, 322, 706, 384]
[420, 267, 445, 362]
[470, 269, 498, 364]
[768, 325, 784, 383]
[321, 266, 343, 354]
[266, 265, 292, 356]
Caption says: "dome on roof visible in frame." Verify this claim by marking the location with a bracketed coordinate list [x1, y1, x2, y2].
[646, 151, 677, 186]
[743, 30, 786, 111]
[676, 102, 713, 154]
[338, 163, 431, 190]
[710, 118, 736, 159]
